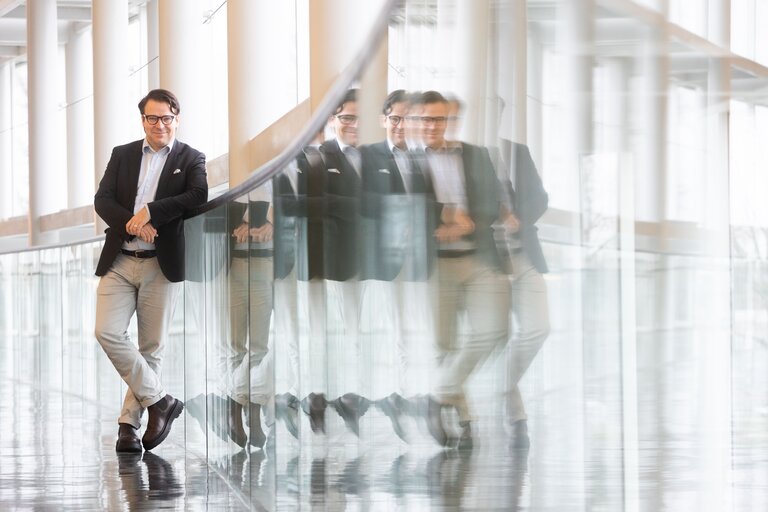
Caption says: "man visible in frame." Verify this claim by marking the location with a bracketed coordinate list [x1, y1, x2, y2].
[94, 89, 208, 452]
[499, 140, 550, 449]
[315, 89, 370, 435]
[418, 90, 510, 450]
[222, 192, 273, 449]
[359, 90, 435, 441]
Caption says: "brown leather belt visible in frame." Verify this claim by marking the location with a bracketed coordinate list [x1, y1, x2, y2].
[121, 249, 157, 259]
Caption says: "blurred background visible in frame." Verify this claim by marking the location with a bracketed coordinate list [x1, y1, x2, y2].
[1, 0, 767, 510]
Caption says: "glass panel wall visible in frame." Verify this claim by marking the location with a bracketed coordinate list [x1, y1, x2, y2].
[2, 1, 768, 510]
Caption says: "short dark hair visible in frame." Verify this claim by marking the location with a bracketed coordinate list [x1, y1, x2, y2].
[445, 94, 464, 114]
[382, 89, 408, 115]
[420, 90, 448, 106]
[334, 88, 358, 115]
[407, 90, 424, 108]
[138, 89, 180, 115]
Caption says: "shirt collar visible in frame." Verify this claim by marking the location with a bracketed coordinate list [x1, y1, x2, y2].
[388, 138, 408, 154]
[336, 138, 357, 155]
[423, 140, 462, 154]
[143, 138, 175, 155]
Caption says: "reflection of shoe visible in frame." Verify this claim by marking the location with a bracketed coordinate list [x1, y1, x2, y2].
[456, 421, 473, 451]
[228, 397, 248, 448]
[301, 393, 327, 434]
[142, 394, 184, 451]
[331, 393, 370, 436]
[376, 393, 409, 442]
[339, 457, 366, 495]
[117, 452, 143, 474]
[275, 393, 300, 439]
[423, 396, 448, 447]
[116, 423, 143, 453]
[143, 451, 183, 499]
[509, 419, 530, 450]
[248, 402, 266, 449]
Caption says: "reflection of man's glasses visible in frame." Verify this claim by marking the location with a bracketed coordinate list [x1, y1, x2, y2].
[335, 114, 358, 125]
[143, 115, 176, 126]
[421, 116, 447, 126]
[387, 115, 404, 125]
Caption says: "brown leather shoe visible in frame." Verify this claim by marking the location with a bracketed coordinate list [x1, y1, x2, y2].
[227, 397, 248, 448]
[332, 393, 370, 436]
[423, 396, 448, 447]
[248, 402, 266, 448]
[301, 393, 327, 434]
[116, 423, 142, 453]
[142, 394, 184, 451]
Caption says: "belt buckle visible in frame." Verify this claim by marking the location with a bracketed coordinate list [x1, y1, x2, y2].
[134, 249, 146, 257]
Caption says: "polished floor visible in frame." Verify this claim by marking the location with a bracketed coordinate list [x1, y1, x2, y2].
[0, 376, 531, 511]
[2, 367, 768, 511]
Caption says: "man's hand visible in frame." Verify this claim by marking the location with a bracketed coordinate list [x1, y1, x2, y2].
[137, 223, 157, 244]
[435, 207, 475, 243]
[126, 206, 151, 235]
[250, 222, 273, 243]
[502, 212, 521, 234]
[232, 222, 250, 244]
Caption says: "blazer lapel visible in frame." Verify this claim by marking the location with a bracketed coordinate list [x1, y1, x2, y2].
[154, 143, 180, 200]
[126, 141, 144, 207]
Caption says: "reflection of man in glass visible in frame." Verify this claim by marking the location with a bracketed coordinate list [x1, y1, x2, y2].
[223, 191, 274, 449]
[360, 90, 435, 440]
[419, 91, 510, 450]
[498, 141, 550, 449]
[315, 89, 370, 434]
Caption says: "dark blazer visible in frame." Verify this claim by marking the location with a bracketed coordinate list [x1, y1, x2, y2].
[294, 146, 327, 281]
[499, 140, 549, 273]
[94, 139, 208, 282]
[448, 142, 504, 269]
[318, 139, 361, 282]
[273, 171, 299, 280]
[360, 141, 436, 281]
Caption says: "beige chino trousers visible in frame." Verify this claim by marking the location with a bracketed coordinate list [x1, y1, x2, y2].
[95, 254, 182, 428]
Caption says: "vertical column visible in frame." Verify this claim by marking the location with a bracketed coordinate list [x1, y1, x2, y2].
[228, 1, 309, 185]
[701, 2, 733, 511]
[146, 0, 160, 90]
[65, 24, 94, 209]
[527, 25, 544, 172]
[92, 0, 129, 233]
[27, 0, 61, 245]
[496, 0, 527, 145]
[0, 62, 11, 220]
[455, 0, 490, 144]
[636, 25, 669, 224]
[308, 0, 384, 113]
[358, 33, 388, 146]
[158, 0, 205, 152]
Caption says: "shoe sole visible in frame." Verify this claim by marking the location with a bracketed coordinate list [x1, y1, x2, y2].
[115, 440, 143, 453]
[142, 399, 184, 451]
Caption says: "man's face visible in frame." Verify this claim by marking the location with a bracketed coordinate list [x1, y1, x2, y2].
[406, 102, 423, 145]
[421, 101, 448, 149]
[331, 101, 358, 147]
[142, 98, 178, 151]
[382, 101, 409, 149]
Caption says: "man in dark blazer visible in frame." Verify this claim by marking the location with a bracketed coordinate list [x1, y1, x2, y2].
[315, 89, 371, 435]
[498, 140, 550, 449]
[358, 90, 436, 441]
[94, 89, 208, 453]
[417, 90, 510, 451]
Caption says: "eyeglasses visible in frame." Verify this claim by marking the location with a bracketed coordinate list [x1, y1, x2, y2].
[386, 115, 404, 126]
[143, 115, 176, 126]
[420, 116, 447, 126]
[335, 114, 358, 126]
